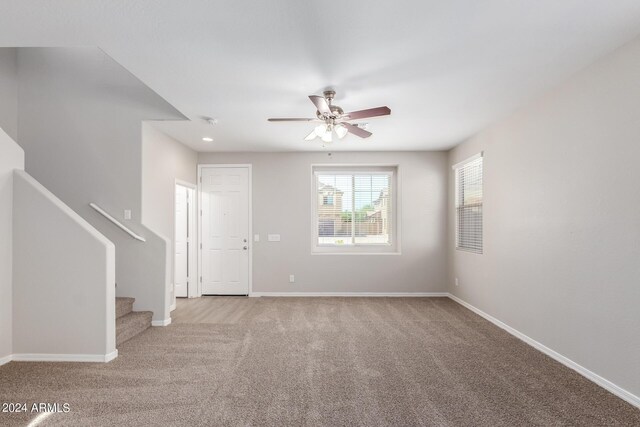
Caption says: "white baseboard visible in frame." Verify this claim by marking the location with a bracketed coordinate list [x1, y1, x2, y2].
[249, 292, 449, 297]
[152, 318, 172, 326]
[104, 350, 118, 362]
[0, 354, 12, 366]
[447, 293, 640, 409]
[170, 302, 177, 311]
[10, 350, 118, 363]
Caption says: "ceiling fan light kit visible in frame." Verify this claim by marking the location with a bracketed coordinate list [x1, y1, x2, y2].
[321, 131, 332, 143]
[314, 124, 327, 137]
[268, 90, 390, 143]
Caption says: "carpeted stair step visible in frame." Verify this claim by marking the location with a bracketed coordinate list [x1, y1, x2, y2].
[116, 311, 152, 346]
[116, 297, 135, 319]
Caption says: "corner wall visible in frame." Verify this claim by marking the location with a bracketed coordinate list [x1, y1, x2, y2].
[0, 49, 23, 363]
[0, 48, 18, 141]
[199, 151, 448, 294]
[15, 47, 187, 322]
[447, 36, 640, 400]
[142, 122, 198, 303]
[0, 128, 24, 364]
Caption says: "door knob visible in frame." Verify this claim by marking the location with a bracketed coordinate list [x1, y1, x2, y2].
[243, 246, 248, 250]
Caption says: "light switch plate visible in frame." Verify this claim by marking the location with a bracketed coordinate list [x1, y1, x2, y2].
[268, 234, 281, 242]
[254, 234, 260, 242]
[124, 209, 132, 220]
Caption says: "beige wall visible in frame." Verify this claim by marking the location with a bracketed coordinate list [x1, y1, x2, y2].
[141, 123, 198, 300]
[142, 123, 198, 246]
[13, 171, 116, 358]
[0, 128, 24, 363]
[0, 49, 22, 362]
[16, 48, 186, 322]
[199, 151, 448, 293]
[0, 49, 18, 142]
[448, 37, 640, 398]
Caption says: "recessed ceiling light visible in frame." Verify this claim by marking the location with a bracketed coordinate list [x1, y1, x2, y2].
[202, 137, 213, 142]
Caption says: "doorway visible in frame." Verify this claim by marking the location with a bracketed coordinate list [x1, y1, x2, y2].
[174, 181, 196, 301]
[198, 165, 252, 296]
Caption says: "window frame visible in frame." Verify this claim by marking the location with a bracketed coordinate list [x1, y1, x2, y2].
[453, 152, 483, 254]
[311, 164, 400, 255]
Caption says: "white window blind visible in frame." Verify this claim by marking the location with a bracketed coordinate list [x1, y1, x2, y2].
[454, 154, 483, 253]
[313, 167, 395, 251]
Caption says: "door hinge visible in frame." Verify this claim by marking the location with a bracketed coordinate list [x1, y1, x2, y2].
[200, 276, 202, 283]
[200, 243, 202, 249]
[200, 176, 202, 183]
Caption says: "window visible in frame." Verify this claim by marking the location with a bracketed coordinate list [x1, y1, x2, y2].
[312, 166, 397, 253]
[454, 153, 483, 253]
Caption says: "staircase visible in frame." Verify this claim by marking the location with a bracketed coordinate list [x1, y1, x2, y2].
[116, 297, 152, 346]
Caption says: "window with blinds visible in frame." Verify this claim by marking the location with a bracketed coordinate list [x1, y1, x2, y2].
[454, 154, 483, 253]
[312, 166, 397, 253]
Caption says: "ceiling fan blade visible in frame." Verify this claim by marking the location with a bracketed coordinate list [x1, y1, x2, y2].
[304, 130, 317, 141]
[342, 122, 372, 138]
[268, 118, 317, 122]
[344, 106, 391, 121]
[309, 95, 331, 115]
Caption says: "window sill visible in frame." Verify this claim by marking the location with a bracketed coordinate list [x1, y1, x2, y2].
[312, 244, 400, 255]
[311, 251, 402, 256]
[455, 247, 483, 254]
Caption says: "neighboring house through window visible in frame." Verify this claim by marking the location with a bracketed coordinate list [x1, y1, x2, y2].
[312, 165, 398, 253]
[323, 194, 334, 205]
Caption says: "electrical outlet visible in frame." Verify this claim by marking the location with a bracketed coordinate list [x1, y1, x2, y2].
[289, 274, 295, 283]
[455, 277, 459, 287]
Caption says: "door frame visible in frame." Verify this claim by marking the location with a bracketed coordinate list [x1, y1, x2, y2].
[174, 179, 198, 301]
[197, 164, 253, 297]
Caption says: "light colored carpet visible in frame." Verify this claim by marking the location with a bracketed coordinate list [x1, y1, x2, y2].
[0, 297, 638, 426]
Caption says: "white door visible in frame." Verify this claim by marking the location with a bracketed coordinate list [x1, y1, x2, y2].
[174, 185, 189, 298]
[201, 167, 250, 295]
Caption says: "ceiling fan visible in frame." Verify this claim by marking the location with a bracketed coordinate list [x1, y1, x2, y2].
[268, 90, 391, 143]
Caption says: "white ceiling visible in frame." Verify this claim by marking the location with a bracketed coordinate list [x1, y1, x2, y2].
[2, 1, 640, 152]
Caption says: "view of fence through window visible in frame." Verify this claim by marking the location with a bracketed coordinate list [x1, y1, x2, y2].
[316, 173, 391, 245]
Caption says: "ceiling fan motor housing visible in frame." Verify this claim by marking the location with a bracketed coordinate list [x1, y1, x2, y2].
[323, 90, 336, 102]
[315, 91, 343, 119]
[316, 106, 344, 120]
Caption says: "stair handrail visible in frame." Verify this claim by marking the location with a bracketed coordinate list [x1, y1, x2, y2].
[89, 203, 146, 242]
